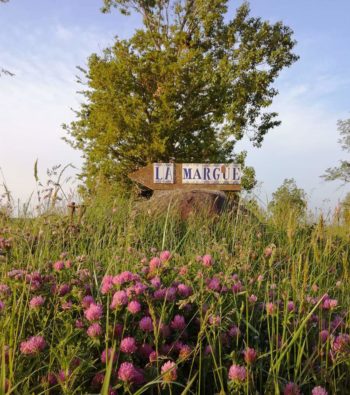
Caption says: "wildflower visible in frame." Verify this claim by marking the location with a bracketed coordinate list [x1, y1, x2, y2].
[56, 284, 70, 296]
[84, 303, 103, 322]
[53, 261, 65, 271]
[228, 325, 241, 338]
[101, 348, 116, 364]
[120, 337, 137, 353]
[8, 269, 26, 279]
[332, 333, 350, 354]
[179, 344, 191, 359]
[284, 382, 301, 395]
[165, 287, 177, 301]
[264, 246, 274, 258]
[57, 369, 71, 383]
[243, 347, 257, 364]
[65, 260, 72, 268]
[228, 364, 247, 383]
[110, 290, 128, 309]
[171, 315, 186, 331]
[257, 274, 264, 283]
[209, 315, 221, 326]
[149, 257, 162, 271]
[161, 340, 174, 354]
[202, 254, 213, 267]
[232, 281, 243, 294]
[311, 284, 319, 292]
[87, 323, 102, 338]
[320, 330, 329, 343]
[127, 300, 141, 314]
[177, 284, 192, 298]
[204, 345, 213, 355]
[113, 271, 138, 285]
[149, 351, 158, 363]
[101, 275, 114, 294]
[207, 277, 221, 291]
[248, 294, 258, 303]
[118, 362, 137, 383]
[161, 361, 177, 382]
[139, 316, 153, 332]
[75, 319, 84, 329]
[133, 282, 148, 295]
[160, 250, 171, 261]
[71, 357, 81, 368]
[81, 295, 95, 309]
[266, 302, 276, 315]
[20, 336, 46, 355]
[0, 300, 5, 311]
[114, 323, 124, 337]
[0, 284, 11, 297]
[91, 372, 105, 388]
[61, 300, 72, 310]
[46, 372, 57, 386]
[311, 386, 328, 395]
[179, 266, 188, 275]
[287, 301, 295, 312]
[160, 323, 171, 338]
[323, 298, 338, 310]
[138, 343, 153, 359]
[154, 288, 167, 300]
[331, 315, 344, 330]
[141, 257, 148, 264]
[150, 276, 161, 288]
[133, 368, 145, 385]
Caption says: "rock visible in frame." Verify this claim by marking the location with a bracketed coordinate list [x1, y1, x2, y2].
[142, 189, 228, 220]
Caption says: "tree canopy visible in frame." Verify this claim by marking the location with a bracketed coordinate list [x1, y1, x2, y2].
[64, 0, 298, 194]
[268, 178, 307, 223]
[322, 118, 350, 183]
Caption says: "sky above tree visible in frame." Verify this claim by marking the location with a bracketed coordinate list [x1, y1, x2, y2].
[0, 0, 349, 211]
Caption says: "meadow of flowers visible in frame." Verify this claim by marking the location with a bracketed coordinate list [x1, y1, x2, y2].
[0, 196, 349, 394]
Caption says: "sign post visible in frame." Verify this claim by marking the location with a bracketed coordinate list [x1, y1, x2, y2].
[128, 163, 241, 191]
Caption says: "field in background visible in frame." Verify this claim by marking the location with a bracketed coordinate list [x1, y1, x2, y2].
[0, 193, 349, 394]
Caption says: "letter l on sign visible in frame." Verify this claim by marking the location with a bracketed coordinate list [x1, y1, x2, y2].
[153, 163, 175, 184]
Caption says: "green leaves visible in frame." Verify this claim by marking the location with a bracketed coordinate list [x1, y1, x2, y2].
[322, 118, 350, 184]
[65, 0, 298, 194]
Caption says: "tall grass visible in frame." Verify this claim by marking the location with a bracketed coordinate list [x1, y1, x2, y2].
[0, 193, 349, 394]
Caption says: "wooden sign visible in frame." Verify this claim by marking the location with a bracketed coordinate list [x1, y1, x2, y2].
[128, 163, 241, 191]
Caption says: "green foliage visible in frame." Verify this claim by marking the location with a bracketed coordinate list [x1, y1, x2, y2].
[0, 193, 350, 394]
[323, 118, 350, 183]
[268, 178, 307, 227]
[64, 0, 298, 194]
[339, 192, 350, 226]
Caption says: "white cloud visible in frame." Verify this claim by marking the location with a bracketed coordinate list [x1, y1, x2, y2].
[0, 15, 349, 212]
[0, 23, 116, 205]
[237, 73, 350, 210]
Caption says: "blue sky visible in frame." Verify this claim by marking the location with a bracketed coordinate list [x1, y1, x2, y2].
[0, 0, 349, 212]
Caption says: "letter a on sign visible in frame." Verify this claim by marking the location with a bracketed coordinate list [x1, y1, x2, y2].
[153, 163, 175, 184]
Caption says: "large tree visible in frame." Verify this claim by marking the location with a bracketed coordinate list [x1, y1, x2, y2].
[64, 0, 298, 194]
[268, 178, 307, 226]
[322, 118, 350, 183]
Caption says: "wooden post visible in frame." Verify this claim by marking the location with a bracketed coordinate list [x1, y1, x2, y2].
[67, 202, 76, 226]
[77, 204, 86, 225]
